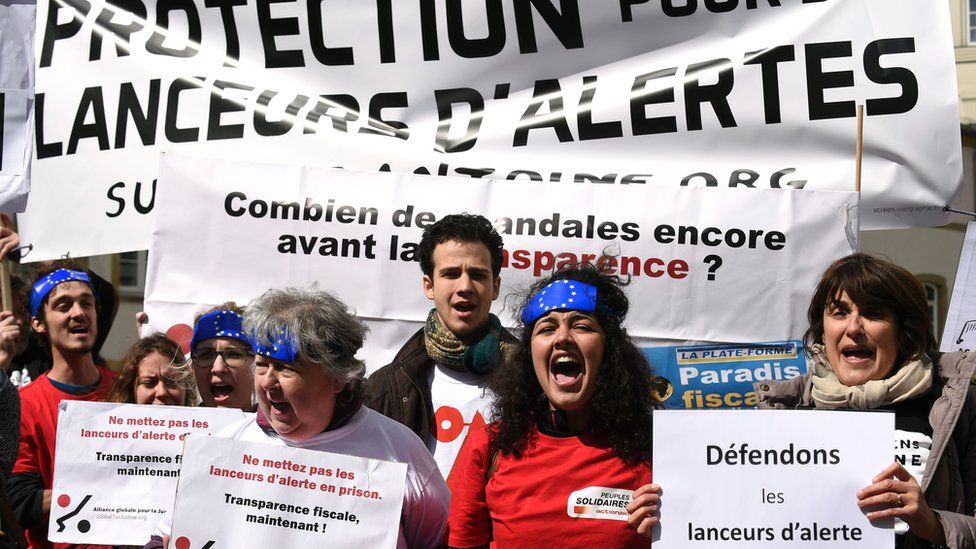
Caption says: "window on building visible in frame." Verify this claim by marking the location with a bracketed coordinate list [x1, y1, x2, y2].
[118, 251, 147, 294]
[971, 0, 976, 44]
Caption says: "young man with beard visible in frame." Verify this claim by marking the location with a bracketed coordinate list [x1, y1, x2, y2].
[366, 214, 515, 482]
[6, 262, 116, 549]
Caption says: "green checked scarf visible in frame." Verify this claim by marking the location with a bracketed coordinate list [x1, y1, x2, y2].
[423, 309, 512, 375]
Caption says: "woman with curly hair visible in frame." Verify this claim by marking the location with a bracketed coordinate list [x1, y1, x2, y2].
[108, 333, 198, 406]
[447, 264, 661, 548]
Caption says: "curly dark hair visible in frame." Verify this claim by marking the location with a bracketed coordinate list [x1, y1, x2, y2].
[804, 253, 935, 364]
[489, 263, 658, 467]
[418, 213, 504, 277]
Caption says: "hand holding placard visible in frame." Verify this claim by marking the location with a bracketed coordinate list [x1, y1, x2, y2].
[857, 463, 946, 546]
[49, 402, 247, 545]
[626, 483, 661, 538]
[652, 409, 894, 548]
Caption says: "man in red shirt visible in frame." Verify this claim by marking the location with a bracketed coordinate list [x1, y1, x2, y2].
[5, 261, 115, 549]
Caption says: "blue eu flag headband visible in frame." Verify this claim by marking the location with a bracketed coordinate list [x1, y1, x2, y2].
[30, 269, 92, 317]
[191, 309, 248, 351]
[250, 327, 300, 363]
[521, 279, 611, 325]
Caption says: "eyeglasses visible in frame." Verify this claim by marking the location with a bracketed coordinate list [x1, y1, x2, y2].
[190, 348, 255, 369]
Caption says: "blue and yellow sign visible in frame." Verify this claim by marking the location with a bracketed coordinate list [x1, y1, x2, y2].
[644, 341, 808, 409]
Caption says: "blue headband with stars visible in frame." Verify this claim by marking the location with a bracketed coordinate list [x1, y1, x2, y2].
[30, 269, 92, 317]
[191, 309, 248, 350]
[250, 328, 300, 363]
[521, 279, 607, 325]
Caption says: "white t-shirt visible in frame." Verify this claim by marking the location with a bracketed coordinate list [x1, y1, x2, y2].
[153, 407, 449, 549]
[427, 363, 493, 481]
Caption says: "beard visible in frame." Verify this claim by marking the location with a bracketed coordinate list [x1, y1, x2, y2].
[50, 329, 97, 357]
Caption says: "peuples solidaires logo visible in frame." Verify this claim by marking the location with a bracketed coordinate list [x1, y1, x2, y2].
[566, 487, 632, 521]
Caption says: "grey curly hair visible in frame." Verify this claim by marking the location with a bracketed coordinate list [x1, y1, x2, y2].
[243, 286, 368, 403]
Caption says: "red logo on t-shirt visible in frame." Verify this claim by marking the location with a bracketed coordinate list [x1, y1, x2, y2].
[433, 406, 486, 443]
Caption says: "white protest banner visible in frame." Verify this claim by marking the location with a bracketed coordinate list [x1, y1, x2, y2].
[653, 409, 894, 548]
[0, 0, 35, 212]
[171, 434, 406, 548]
[48, 402, 247, 545]
[942, 220, 976, 352]
[19, 0, 959, 259]
[143, 153, 858, 368]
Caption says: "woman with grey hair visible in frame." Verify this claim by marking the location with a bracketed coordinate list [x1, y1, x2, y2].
[153, 286, 449, 549]
[243, 286, 370, 439]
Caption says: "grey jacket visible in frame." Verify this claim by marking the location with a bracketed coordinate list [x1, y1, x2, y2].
[755, 352, 976, 549]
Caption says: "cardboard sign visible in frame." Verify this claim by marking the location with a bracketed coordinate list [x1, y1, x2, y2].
[653, 409, 894, 548]
[49, 402, 248, 545]
[171, 435, 407, 548]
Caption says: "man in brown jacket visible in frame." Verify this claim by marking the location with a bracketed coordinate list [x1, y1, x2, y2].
[366, 213, 514, 482]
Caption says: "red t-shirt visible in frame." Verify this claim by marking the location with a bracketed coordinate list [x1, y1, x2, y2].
[447, 424, 651, 548]
[13, 366, 116, 549]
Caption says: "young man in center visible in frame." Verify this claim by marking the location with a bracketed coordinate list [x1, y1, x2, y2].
[5, 262, 116, 549]
[366, 213, 514, 481]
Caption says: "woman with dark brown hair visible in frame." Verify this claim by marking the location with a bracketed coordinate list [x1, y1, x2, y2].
[757, 253, 976, 548]
[448, 264, 661, 548]
[108, 333, 198, 406]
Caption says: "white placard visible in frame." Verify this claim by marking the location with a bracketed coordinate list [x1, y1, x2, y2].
[18, 0, 960, 259]
[0, 90, 28, 176]
[143, 153, 858, 368]
[941, 221, 976, 352]
[48, 402, 248, 545]
[653, 409, 894, 548]
[0, 0, 35, 211]
[171, 435, 407, 548]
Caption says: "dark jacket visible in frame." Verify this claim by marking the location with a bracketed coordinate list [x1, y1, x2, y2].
[756, 352, 976, 549]
[366, 329, 438, 447]
[365, 327, 516, 448]
[0, 371, 20, 549]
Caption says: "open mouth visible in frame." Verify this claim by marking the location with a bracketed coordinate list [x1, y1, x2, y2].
[68, 325, 90, 336]
[453, 302, 476, 315]
[268, 398, 292, 416]
[841, 345, 874, 361]
[551, 355, 583, 387]
[210, 382, 234, 400]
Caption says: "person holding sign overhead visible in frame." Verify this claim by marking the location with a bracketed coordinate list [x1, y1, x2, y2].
[757, 254, 976, 548]
[447, 264, 661, 548]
